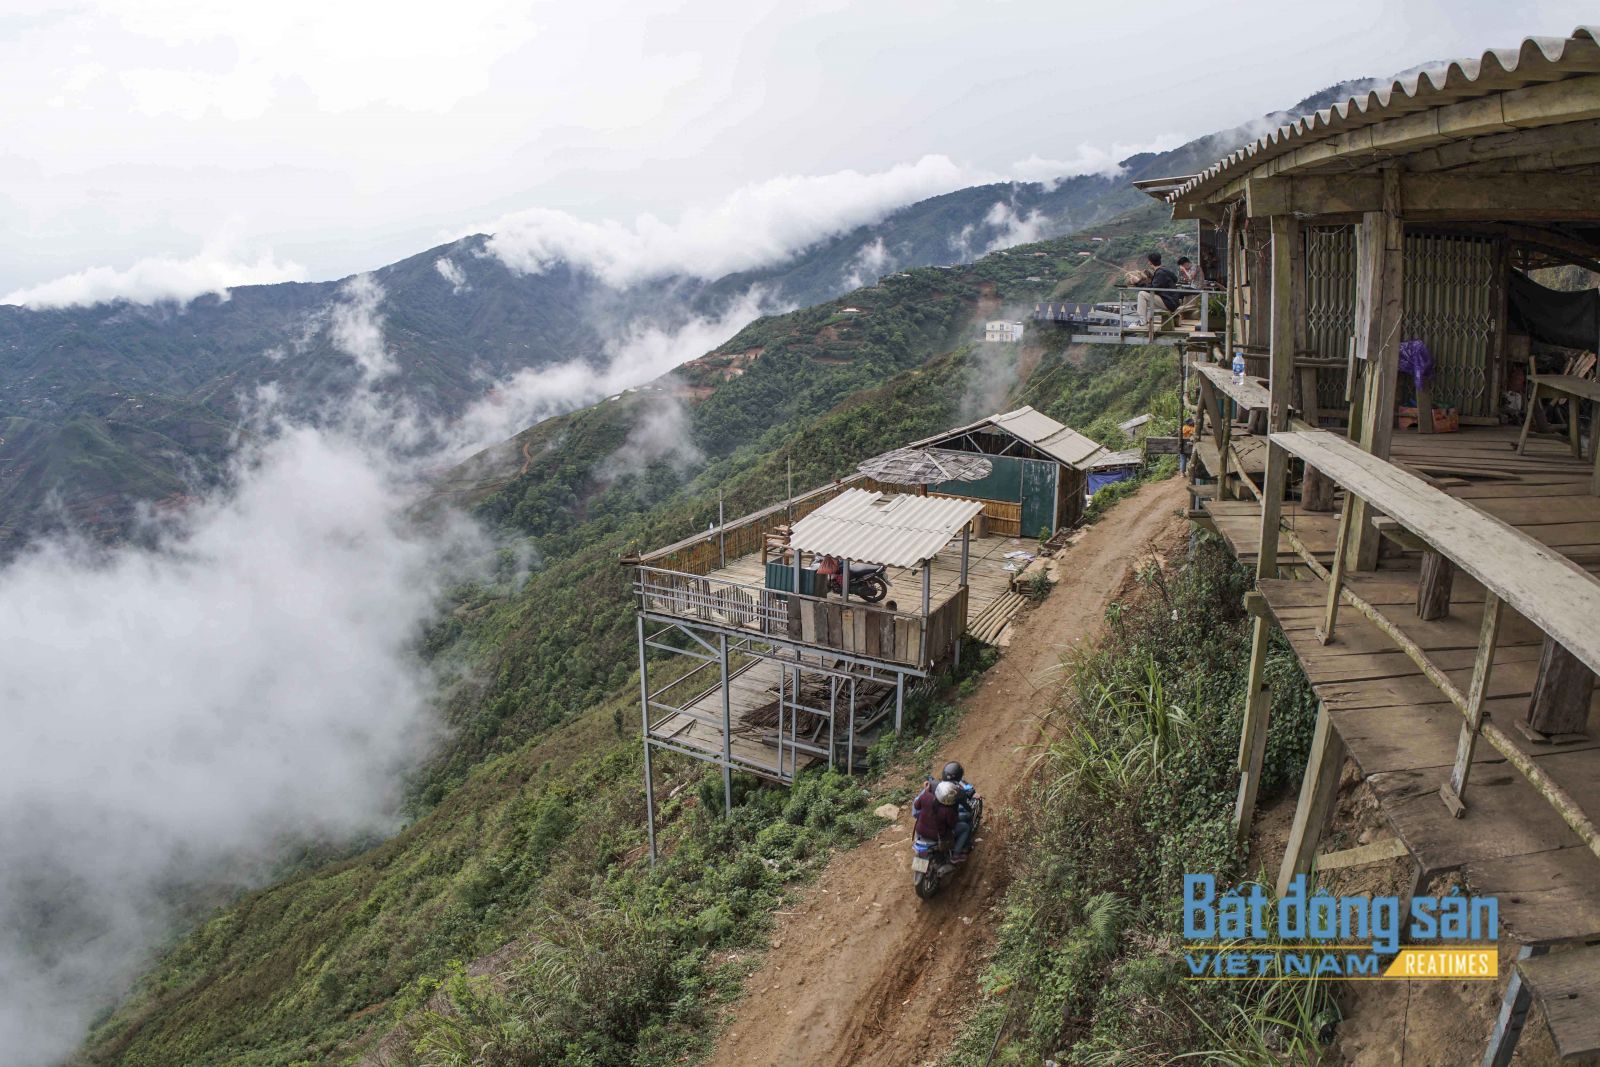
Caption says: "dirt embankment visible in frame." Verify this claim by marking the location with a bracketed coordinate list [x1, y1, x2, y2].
[704, 478, 1189, 1067]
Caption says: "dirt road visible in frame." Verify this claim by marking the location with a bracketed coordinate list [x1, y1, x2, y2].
[704, 478, 1189, 1067]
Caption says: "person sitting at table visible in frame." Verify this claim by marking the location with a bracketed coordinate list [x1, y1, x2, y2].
[1132, 252, 1180, 325]
[1177, 256, 1201, 287]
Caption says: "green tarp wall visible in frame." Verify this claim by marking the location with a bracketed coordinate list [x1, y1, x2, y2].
[928, 455, 1061, 536]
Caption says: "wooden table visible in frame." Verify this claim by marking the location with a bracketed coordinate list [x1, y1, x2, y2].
[1518, 373, 1600, 494]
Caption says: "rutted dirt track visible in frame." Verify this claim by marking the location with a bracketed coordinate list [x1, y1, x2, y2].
[705, 479, 1189, 1067]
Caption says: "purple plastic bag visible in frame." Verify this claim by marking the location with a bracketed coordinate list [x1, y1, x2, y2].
[1399, 340, 1433, 391]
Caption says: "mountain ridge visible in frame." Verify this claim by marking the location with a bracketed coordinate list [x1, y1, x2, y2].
[0, 77, 1372, 549]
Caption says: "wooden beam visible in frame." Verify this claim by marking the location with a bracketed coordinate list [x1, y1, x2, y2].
[1277, 703, 1348, 898]
[1416, 550, 1455, 621]
[1524, 636, 1596, 739]
[1234, 614, 1274, 844]
[1346, 169, 1404, 572]
[1257, 215, 1299, 579]
[1406, 119, 1600, 173]
[1245, 171, 1600, 221]
[1315, 837, 1409, 872]
[1302, 464, 1335, 511]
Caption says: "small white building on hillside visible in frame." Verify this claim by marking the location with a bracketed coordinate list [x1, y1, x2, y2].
[983, 320, 1024, 343]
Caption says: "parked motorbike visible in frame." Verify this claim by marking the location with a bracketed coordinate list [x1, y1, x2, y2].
[912, 793, 983, 900]
[823, 559, 889, 603]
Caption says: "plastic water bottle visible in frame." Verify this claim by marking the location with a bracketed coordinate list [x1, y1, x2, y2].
[1231, 351, 1246, 384]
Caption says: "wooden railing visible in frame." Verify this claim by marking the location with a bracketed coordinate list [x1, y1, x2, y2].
[635, 565, 939, 668]
[1269, 428, 1600, 859]
[930, 492, 1020, 536]
[637, 473, 909, 577]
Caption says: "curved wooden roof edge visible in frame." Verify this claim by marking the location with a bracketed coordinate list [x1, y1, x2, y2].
[1169, 26, 1600, 205]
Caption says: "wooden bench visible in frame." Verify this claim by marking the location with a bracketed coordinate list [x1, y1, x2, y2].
[1269, 428, 1600, 836]
[1518, 372, 1600, 495]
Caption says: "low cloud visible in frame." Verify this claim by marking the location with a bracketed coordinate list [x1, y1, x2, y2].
[0, 285, 494, 1065]
[597, 392, 703, 483]
[330, 273, 394, 380]
[982, 201, 1052, 253]
[435, 257, 469, 294]
[481, 156, 970, 285]
[2, 246, 307, 310]
[1008, 134, 1189, 188]
[840, 237, 892, 290]
[447, 287, 775, 459]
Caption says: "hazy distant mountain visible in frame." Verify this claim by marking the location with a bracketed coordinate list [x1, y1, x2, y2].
[0, 79, 1366, 547]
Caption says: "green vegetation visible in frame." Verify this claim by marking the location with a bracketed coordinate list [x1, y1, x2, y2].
[945, 535, 1331, 1065]
[77, 227, 1183, 1065]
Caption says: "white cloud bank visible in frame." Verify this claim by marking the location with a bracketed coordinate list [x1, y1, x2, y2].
[2, 246, 307, 310]
[447, 287, 775, 458]
[481, 155, 971, 285]
[1008, 134, 1190, 187]
[0, 276, 493, 1066]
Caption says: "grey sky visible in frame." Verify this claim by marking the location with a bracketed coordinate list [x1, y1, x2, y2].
[2, 0, 1593, 302]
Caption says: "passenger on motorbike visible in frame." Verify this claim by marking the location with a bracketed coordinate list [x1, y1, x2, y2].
[941, 761, 977, 862]
[912, 779, 961, 847]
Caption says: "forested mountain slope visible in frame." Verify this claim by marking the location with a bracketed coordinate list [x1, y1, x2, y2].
[76, 228, 1184, 1066]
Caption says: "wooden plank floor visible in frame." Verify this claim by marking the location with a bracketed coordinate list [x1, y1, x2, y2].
[706, 532, 1031, 629]
[1198, 424, 1600, 948]
[1259, 572, 1600, 946]
[1201, 424, 1599, 566]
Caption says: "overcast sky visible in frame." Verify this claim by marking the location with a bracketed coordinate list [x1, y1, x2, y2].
[2, 0, 1593, 302]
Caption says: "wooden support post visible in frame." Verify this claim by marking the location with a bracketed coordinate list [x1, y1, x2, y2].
[1218, 399, 1235, 502]
[1416, 551, 1456, 621]
[1440, 594, 1504, 817]
[1416, 379, 1435, 435]
[719, 634, 734, 812]
[1234, 607, 1274, 844]
[1318, 493, 1359, 644]
[638, 616, 657, 864]
[1277, 702, 1348, 898]
[1522, 636, 1596, 741]
[1257, 216, 1300, 580]
[1302, 464, 1335, 512]
[1346, 168, 1405, 573]
[894, 672, 904, 735]
[1297, 364, 1321, 427]
[1483, 946, 1548, 1067]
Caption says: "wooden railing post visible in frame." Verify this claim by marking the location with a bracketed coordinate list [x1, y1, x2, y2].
[1440, 594, 1504, 816]
[1277, 702, 1348, 898]
[1234, 599, 1274, 843]
[1318, 486, 1360, 644]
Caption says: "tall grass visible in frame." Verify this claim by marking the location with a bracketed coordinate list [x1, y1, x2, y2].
[945, 536, 1326, 1065]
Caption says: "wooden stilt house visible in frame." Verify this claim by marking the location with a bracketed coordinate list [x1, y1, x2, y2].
[1158, 25, 1600, 1063]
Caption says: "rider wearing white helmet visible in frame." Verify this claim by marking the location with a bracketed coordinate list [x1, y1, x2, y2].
[941, 761, 977, 862]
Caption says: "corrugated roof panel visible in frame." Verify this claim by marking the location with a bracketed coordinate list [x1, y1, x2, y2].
[1088, 448, 1144, 469]
[992, 406, 1107, 468]
[1169, 26, 1600, 205]
[908, 406, 1106, 469]
[788, 489, 984, 568]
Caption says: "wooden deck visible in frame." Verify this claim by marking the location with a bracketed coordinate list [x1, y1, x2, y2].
[1258, 572, 1600, 945]
[1202, 423, 1600, 946]
[705, 531, 1034, 633]
[1200, 425, 1600, 565]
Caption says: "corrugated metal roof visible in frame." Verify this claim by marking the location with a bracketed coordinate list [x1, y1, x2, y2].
[1088, 448, 1144, 469]
[910, 405, 1107, 469]
[989, 406, 1107, 467]
[788, 489, 984, 568]
[1169, 26, 1600, 205]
